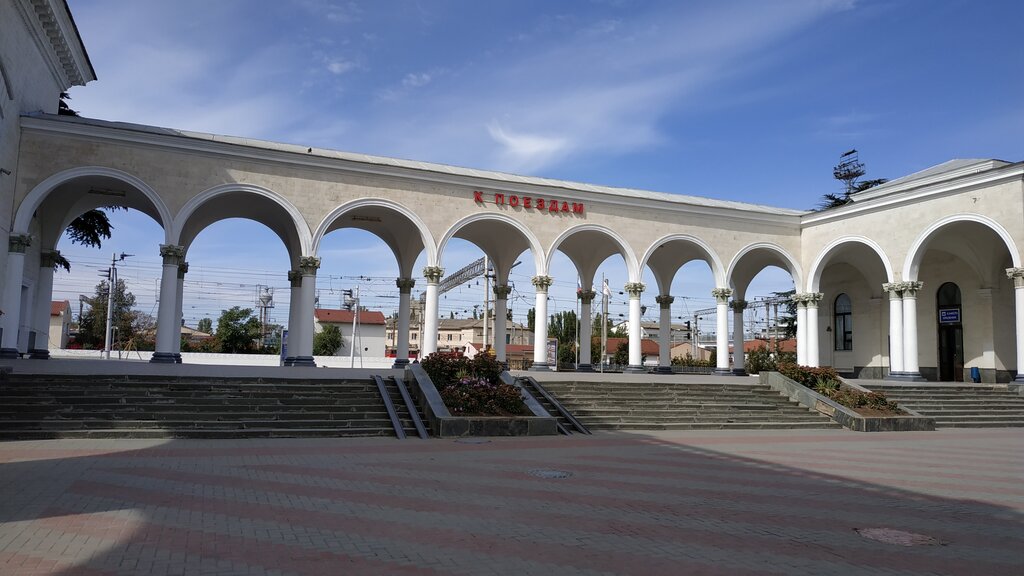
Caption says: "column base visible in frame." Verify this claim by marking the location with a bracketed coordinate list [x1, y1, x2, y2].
[655, 365, 673, 374]
[886, 371, 928, 382]
[149, 352, 177, 364]
[392, 358, 410, 369]
[174, 354, 182, 364]
[0, 348, 20, 359]
[290, 356, 316, 367]
[281, 357, 295, 367]
[624, 365, 646, 374]
[576, 363, 593, 372]
[732, 368, 747, 376]
[713, 368, 733, 376]
[28, 349, 50, 360]
[529, 362, 552, 372]
[1014, 372, 1024, 383]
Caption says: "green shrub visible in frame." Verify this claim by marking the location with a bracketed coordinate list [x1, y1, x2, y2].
[744, 344, 796, 374]
[672, 353, 714, 368]
[776, 362, 902, 414]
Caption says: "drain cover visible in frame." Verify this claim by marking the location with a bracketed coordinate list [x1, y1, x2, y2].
[855, 528, 942, 547]
[454, 438, 491, 444]
[528, 469, 573, 479]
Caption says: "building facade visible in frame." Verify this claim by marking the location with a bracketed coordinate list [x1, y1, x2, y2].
[2, 1, 1023, 382]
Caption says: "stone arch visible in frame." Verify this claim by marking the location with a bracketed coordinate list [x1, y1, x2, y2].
[639, 233, 726, 292]
[313, 198, 435, 278]
[546, 223, 640, 284]
[726, 242, 803, 296]
[807, 235, 894, 292]
[437, 213, 544, 278]
[903, 213, 1021, 281]
[14, 166, 173, 243]
[171, 183, 312, 265]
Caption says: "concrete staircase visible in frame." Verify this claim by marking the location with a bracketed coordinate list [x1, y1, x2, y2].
[864, 383, 1024, 428]
[0, 374, 409, 439]
[538, 380, 841, 430]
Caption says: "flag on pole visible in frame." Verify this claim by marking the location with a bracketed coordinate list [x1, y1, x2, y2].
[602, 279, 611, 297]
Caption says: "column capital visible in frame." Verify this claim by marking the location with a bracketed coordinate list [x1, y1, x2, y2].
[396, 277, 416, 293]
[298, 256, 321, 275]
[39, 250, 61, 268]
[159, 244, 185, 265]
[494, 284, 513, 299]
[532, 275, 553, 291]
[177, 261, 189, 279]
[901, 281, 924, 298]
[287, 270, 302, 287]
[1008, 267, 1024, 288]
[655, 294, 674, 308]
[712, 287, 732, 303]
[624, 282, 645, 297]
[728, 299, 748, 311]
[803, 292, 824, 307]
[8, 234, 31, 254]
[423, 266, 444, 284]
[882, 282, 902, 297]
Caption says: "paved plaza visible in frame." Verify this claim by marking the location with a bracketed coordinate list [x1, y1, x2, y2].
[0, 429, 1021, 575]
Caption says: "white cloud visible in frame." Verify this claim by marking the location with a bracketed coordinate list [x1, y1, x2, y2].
[326, 59, 356, 75]
[402, 72, 432, 88]
[486, 123, 571, 173]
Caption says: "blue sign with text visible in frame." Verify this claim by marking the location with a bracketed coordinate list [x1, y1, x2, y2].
[938, 308, 961, 324]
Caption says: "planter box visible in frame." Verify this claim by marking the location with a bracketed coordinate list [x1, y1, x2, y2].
[760, 372, 935, 432]
[407, 364, 557, 438]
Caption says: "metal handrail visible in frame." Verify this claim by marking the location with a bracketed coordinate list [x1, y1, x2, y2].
[521, 376, 591, 435]
[392, 377, 429, 439]
[372, 375, 405, 439]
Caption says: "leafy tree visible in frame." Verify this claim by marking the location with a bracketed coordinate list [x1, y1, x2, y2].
[612, 340, 629, 366]
[526, 307, 535, 333]
[547, 310, 577, 343]
[197, 317, 213, 334]
[58, 92, 79, 116]
[51, 207, 127, 272]
[77, 279, 137, 349]
[215, 306, 261, 353]
[313, 324, 344, 356]
[773, 289, 797, 338]
[818, 149, 887, 210]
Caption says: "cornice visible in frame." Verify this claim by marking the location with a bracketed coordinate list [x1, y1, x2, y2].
[19, 115, 804, 230]
[802, 162, 1024, 227]
[13, 0, 95, 89]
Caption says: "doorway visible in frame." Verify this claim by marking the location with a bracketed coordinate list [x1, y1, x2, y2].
[936, 282, 964, 382]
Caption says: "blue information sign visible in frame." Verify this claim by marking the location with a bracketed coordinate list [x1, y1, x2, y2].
[938, 308, 960, 324]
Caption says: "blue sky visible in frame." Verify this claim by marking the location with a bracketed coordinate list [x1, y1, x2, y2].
[55, 0, 1024, 336]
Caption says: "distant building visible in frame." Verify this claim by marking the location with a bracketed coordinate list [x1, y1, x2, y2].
[48, 300, 71, 349]
[387, 317, 532, 357]
[314, 308, 387, 358]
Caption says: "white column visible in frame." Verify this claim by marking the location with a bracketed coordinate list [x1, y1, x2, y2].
[151, 244, 184, 363]
[493, 284, 511, 365]
[282, 270, 301, 365]
[902, 281, 923, 378]
[421, 266, 443, 357]
[656, 294, 673, 373]
[883, 283, 904, 376]
[1007, 269, 1024, 382]
[0, 235, 30, 358]
[794, 294, 808, 366]
[577, 289, 596, 371]
[173, 262, 187, 362]
[394, 277, 415, 367]
[625, 282, 645, 372]
[291, 256, 320, 367]
[29, 250, 59, 359]
[805, 293, 823, 368]
[713, 288, 732, 374]
[531, 275, 552, 370]
[730, 299, 747, 374]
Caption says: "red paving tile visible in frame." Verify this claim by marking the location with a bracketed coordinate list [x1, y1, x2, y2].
[0, 429, 1022, 575]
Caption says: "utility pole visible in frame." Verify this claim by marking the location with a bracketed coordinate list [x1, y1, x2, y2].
[482, 256, 489, 354]
[101, 252, 132, 360]
[600, 273, 608, 373]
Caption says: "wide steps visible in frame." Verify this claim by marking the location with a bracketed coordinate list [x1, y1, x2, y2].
[862, 383, 1024, 428]
[539, 380, 840, 430]
[0, 376, 409, 439]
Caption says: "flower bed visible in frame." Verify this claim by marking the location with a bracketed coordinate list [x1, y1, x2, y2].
[777, 363, 904, 416]
[420, 352, 529, 416]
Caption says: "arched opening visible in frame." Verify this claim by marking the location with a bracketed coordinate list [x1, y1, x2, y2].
[726, 244, 801, 370]
[8, 169, 171, 358]
[906, 218, 1016, 382]
[436, 215, 541, 367]
[548, 225, 638, 370]
[314, 202, 431, 367]
[936, 282, 964, 382]
[808, 239, 891, 377]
